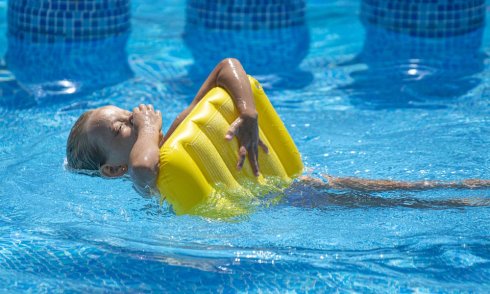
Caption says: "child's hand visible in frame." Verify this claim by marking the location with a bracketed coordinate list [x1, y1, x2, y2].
[132, 104, 162, 136]
[225, 112, 269, 176]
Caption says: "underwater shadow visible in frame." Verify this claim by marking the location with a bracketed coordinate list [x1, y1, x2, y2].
[338, 0, 486, 110]
[280, 182, 490, 210]
[1, 0, 133, 108]
[181, 0, 312, 94]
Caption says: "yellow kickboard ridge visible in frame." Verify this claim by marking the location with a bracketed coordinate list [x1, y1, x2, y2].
[157, 76, 303, 218]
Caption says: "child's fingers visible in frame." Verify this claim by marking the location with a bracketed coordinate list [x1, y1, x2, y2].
[225, 123, 238, 140]
[258, 139, 269, 154]
[135, 104, 161, 116]
[248, 147, 259, 176]
[237, 146, 247, 170]
[225, 128, 235, 141]
[225, 117, 242, 140]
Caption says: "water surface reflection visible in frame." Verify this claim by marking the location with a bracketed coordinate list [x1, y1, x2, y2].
[2, 0, 133, 107]
[342, 0, 486, 109]
[183, 0, 312, 91]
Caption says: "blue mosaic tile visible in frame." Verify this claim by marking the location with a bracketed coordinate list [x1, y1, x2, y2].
[5, 0, 132, 96]
[186, 0, 305, 30]
[184, 0, 309, 76]
[360, 0, 485, 38]
[6, 33, 133, 96]
[8, 0, 131, 43]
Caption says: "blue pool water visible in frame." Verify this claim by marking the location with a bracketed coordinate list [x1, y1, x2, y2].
[1, 0, 490, 292]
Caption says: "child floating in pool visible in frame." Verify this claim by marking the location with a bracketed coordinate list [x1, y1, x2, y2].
[66, 58, 490, 202]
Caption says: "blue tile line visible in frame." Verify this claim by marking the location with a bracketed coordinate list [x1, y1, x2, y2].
[361, 0, 485, 38]
[8, 0, 131, 43]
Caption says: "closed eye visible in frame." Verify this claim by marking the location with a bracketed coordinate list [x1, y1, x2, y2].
[114, 123, 123, 136]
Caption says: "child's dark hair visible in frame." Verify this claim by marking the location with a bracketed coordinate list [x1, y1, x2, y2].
[66, 111, 106, 171]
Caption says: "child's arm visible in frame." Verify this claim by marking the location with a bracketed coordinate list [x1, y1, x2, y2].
[164, 58, 267, 175]
[299, 175, 490, 191]
[129, 104, 162, 196]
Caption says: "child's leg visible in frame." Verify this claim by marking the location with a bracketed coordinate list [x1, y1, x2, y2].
[291, 176, 490, 209]
[321, 175, 490, 192]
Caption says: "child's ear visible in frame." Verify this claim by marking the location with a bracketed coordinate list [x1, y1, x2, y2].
[100, 164, 128, 178]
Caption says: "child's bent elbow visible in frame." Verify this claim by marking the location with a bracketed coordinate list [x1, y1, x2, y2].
[219, 58, 242, 68]
[131, 162, 158, 178]
[130, 164, 159, 194]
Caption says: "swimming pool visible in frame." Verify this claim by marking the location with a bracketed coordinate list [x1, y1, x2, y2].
[1, 0, 490, 291]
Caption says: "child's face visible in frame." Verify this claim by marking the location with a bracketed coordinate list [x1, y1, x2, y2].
[86, 106, 136, 168]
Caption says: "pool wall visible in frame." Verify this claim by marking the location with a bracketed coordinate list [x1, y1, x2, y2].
[183, 0, 311, 88]
[344, 0, 487, 108]
[6, 0, 132, 97]
[361, 0, 485, 38]
[359, 0, 485, 62]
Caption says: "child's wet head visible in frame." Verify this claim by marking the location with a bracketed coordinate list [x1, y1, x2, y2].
[66, 109, 104, 171]
[66, 106, 136, 177]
